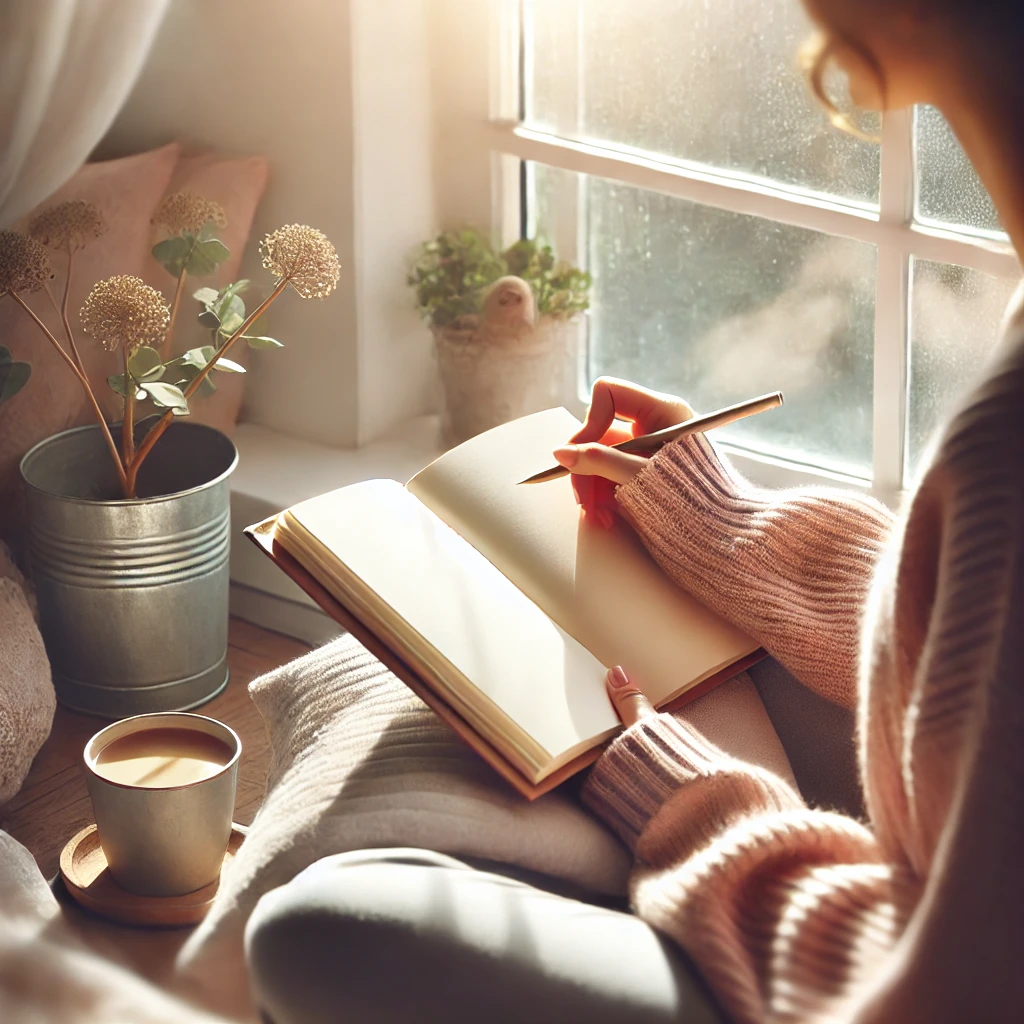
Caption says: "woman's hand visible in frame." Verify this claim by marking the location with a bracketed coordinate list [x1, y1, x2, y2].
[553, 377, 692, 528]
[606, 665, 655, 727]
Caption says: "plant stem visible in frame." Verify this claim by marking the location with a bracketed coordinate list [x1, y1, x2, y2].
[60, 244, 86, 372]
[127, 278, 291, 486]
[122, 346, 136, 472]
[162, 268, 188, 360]
[10, 291, 128, 494]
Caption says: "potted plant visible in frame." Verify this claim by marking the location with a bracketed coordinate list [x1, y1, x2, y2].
[0, 198, 339, 717]
[408, 230, 591, 446]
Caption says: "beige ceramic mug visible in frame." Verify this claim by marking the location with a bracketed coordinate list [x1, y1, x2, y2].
[83, 712, 240, 897]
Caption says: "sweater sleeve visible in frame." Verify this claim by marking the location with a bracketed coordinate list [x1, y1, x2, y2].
[615, 433, 895, 708]
[583, 713, 890, 1024]
[581, 711, 802, 851]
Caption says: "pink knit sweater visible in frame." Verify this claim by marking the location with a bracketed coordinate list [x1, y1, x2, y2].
[582, 294, 1024, 1023]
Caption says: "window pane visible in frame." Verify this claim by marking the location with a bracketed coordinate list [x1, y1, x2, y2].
[915, 106, 1005, 237]
[525, 0, 880, 204]
[533, 164, 877, 476]
[907, 260, 1018, 480]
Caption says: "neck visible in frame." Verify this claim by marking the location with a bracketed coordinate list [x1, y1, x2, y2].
[934, 63, 1024, 260]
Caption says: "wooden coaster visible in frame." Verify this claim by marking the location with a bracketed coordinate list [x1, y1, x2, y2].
[59, 823, 246, 927]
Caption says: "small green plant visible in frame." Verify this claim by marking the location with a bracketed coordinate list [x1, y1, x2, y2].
[0, 345, 30, 408]
[0, 197, 340, 497]
[408, 229, 590, 329]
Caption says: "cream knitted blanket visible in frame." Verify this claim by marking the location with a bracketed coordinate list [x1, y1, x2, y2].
[0, 831, 230, 1022]
[0, 543, 54, 804]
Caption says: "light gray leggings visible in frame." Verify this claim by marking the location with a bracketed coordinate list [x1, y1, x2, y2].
[245, 848, 722, 1024]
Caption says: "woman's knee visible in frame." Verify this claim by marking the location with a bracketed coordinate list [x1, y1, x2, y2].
[245, 849, 473, 1024]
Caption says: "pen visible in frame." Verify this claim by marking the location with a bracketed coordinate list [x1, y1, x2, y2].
[518, 391, 785, 485]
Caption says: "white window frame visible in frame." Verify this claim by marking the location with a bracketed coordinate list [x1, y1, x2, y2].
[485, 0, 1020, 507]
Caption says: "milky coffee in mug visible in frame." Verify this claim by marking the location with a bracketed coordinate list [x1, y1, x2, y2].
[83, 712, 240, 897]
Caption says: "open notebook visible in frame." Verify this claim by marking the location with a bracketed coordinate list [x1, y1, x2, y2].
[246, 408, 761, 798]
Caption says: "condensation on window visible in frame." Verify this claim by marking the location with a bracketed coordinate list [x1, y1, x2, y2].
[915, 106, 1005, 238]
[907, 259, 1018, 481]
[525, 0, 881, 204]
[533, 163, 877, 477]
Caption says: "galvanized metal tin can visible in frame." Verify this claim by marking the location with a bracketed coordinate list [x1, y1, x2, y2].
[20, 421, 238, 718]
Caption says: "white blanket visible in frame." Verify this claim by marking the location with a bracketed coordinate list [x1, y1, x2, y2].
[0, 832, 230, 1023]
[0, 634, 790, 1022]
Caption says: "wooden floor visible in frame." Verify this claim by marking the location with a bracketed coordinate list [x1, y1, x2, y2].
[1, 617, 310, 994]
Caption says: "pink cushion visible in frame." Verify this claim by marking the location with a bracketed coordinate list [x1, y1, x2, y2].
[144, 152, 269, 435]
[0, 143, 180, 540]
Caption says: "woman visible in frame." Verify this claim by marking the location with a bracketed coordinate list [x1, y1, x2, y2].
[557, 2, 1024, 1020]
[247, 1, 1023, 1020]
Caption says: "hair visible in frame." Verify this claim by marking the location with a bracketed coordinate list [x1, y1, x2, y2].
[800, 2, 1024, 140]
[799, 30, 885, 142]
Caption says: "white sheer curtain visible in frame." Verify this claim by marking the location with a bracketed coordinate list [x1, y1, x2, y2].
[0, 0, 168, 227]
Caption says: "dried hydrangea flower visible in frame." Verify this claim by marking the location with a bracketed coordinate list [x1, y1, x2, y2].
[28, 200, 107, 252]
[0, 230, 51, 296]
[260, 224, 340, 299]
[152, 192, 228, 236]
[80, 275, 170, 352]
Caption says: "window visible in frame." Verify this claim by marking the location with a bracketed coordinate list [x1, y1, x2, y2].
[493, 0, 1020, 499]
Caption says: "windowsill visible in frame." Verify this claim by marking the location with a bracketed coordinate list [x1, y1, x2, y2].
[229, 415, 443, 644]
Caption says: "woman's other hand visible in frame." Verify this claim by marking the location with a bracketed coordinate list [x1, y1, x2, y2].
[606, 665, 654, 727]
[553, 377, 692, 528]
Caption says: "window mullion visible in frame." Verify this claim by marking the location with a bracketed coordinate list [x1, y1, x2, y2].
[872, 108, 914, 505]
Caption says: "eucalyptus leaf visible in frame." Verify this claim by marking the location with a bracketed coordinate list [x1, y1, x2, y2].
[221, 279, 250, 300]
[152, 236, 192, 276]
[212, 357, 245, 374]
[0, 345, 12, 369]
[127, 346, 163, 380]
[170, 347, 214, 370]
[185, 238, 230, 277]
[218, 313, 244, 335]
[198, 309, 221, 329]
[140, 381, 190, 412]
[216, 293, 244, 321]
[167, 359, 217, 396]
[107, 374, 145, 400]
[215, 293, 245, 335]
[192, 287, 219, 306]
[245, 335, 285, 350]
[0, 361, 30, 404]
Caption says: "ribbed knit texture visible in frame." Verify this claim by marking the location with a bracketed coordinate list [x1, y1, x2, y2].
[583, 296, 1024, 1023]
[177, 633, 631, 1019]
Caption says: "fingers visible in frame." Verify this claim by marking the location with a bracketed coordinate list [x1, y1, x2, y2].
[553, 443, 648, 485]
[571, 377, 693, 445]
[606, 666, 655, 727]
[570, 475, 618, 526]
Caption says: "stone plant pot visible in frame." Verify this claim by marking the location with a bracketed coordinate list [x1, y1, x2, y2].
[19, 420, 238, 719]
[433, 276, 579, 448]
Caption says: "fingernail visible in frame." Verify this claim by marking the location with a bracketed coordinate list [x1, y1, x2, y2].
[552, 445, 579, 468]
[609, 666, 630, 689]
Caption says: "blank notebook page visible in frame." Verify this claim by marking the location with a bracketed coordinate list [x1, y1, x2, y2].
[408, 408, 757, 706]
[285, 480, 619, 766]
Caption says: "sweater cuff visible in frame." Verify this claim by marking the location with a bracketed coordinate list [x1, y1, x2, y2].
[582, 713, 723, 851]
[616, 432, 762, 525]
